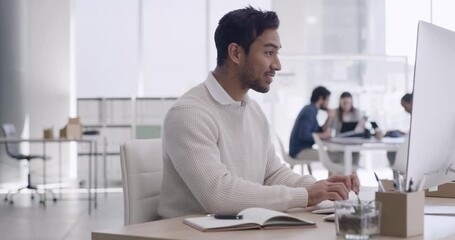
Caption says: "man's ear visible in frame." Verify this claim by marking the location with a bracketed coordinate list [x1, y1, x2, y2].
[227, 43, 243, 65]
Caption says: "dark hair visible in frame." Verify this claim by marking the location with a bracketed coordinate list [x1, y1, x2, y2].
[310, 86, 331, 103]
[214, 6, 280, 66]
[401, 93, 413, 103]
[337, 92, 356, 121]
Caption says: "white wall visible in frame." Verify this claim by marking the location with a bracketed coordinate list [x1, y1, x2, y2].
[75, 0, 272, 98]
[0, 0, 71, 185]
[74, 0, 139, 97]
[0, 0, 27, 183]
[26, 0, 71, 183]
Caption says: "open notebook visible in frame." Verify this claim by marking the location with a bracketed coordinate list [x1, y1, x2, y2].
[184, 208, 316, 232]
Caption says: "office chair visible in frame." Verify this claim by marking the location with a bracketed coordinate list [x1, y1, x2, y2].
[274, 135, 316, 175]
[120, 139, 162, 225]
[1, 123, 56, 204]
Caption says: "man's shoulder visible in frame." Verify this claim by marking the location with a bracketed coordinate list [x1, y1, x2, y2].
[173, 83, 212, 108]
[165, 83, 217, 120]
[301, 104, 316, 115]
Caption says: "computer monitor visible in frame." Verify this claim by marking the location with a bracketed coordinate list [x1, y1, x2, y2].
[340, 122, 358, 133]
[406, 21, 455, 190]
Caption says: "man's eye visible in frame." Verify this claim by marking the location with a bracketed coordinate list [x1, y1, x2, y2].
[265, 51, 274, 56]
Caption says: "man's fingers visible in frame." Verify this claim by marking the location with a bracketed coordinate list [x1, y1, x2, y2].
[327, 183, 349, 200]
[328, 175, 354, 191]
[327, 192, 343, 201]
[351, 175, 360, 193]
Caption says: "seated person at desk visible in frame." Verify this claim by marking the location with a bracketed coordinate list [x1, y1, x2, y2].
[331, 92, 366, 137]
[289, 86, 334, 160]
[387, 93, 412, 166]
[289, 88, 360, 168]
[158, 7, 359, 219]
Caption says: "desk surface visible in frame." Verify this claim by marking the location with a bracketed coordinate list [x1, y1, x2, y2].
[328, 137, 404, 145]
[0, 137, 94, 143]
[92, 196, 455, 240]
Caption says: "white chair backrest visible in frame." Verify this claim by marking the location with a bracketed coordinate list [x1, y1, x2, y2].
[312, 133, 348, 174]
[120, 139, 162, 225]
[392, 137, 409, 174]
[312, 133, 332, 164]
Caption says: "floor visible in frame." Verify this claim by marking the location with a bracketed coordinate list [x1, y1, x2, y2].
[0, 190, 123, 240]
[0, 153, 393, 240]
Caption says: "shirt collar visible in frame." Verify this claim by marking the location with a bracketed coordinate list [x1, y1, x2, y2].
[204, 72, 250, 106]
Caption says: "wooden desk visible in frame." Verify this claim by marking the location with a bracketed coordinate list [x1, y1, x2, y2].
[324, 137, 404, 175]
[92, 196, 455, 240]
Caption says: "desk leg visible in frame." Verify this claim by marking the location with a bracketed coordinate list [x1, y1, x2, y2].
[103, 137, 107, 195]
[94, 141, 98, 209]
[88, 141, 92, 215]
[344, 148, 353, 175]
[59, 141, 62, 200]
[42, 142, 47, 208]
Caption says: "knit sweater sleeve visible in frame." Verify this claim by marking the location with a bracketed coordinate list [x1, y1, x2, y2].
[163, 105, 311, 214]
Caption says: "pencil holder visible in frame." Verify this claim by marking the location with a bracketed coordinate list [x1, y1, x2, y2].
[375, 190, 424, 238]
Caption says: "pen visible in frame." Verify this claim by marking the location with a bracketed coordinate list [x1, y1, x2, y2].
[407, 178, 414, 192]
[374, 172, 385, 192]
[207, 214, 243, 220]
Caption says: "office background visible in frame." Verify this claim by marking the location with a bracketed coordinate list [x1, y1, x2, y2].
[0, 0, 454, 238]
[3, 0, 454, 186]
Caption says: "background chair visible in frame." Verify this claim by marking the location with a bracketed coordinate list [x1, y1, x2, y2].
[120, 138, 162, 225]
[1, 123, 55, 204]
[312, 133, 359, 175]
[273, 134, 317, 175]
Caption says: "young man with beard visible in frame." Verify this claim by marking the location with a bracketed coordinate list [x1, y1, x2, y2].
[158, 6, 359, 219]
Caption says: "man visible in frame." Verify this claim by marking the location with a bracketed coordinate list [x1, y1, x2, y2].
[289, 86, 334, 160]
[387, 93, 413, 166]
[401, 93, 413, 114]
[158, 7, 359, 219]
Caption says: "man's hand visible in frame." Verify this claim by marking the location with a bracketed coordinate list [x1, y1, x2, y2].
[307, 180, 349, 206]
[306, 174, 360, 206]
[318, 130, 332, 140]
[327, 174, 360, 194]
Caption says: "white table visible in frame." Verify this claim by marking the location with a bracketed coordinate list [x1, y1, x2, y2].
[323, 137, 404, 175]
[0, 138, 98, 214]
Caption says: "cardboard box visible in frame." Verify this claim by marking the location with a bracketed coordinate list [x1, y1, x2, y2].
[376, 191, 424, 238]
[425, 182, 455, 198]
[60, 117, 82, 139]
[43, 128, 54, 139]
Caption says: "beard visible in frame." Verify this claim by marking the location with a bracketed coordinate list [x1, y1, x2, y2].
[239, 65, 270, 93]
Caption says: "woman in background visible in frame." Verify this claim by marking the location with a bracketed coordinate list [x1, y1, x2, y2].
[332, 92, 366, 136]
[328, 92, 365, 168]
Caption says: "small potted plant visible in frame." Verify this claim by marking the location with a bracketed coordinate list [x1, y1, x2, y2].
[335, 199, 381, 239]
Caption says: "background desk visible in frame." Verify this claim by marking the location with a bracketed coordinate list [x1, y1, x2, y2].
[92, 196, 455, 240]
[324, 137, 404, 175]
[0, 138, 98, 214]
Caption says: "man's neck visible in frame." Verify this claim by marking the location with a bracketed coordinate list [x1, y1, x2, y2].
[212, 67, 248, 101]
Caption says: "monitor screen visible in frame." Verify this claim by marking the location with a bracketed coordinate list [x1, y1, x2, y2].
[340, 121, 358, 133]
[406, 21, 455, 191]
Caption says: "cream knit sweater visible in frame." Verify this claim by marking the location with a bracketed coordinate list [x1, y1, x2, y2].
[157, 73, 317, 219]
